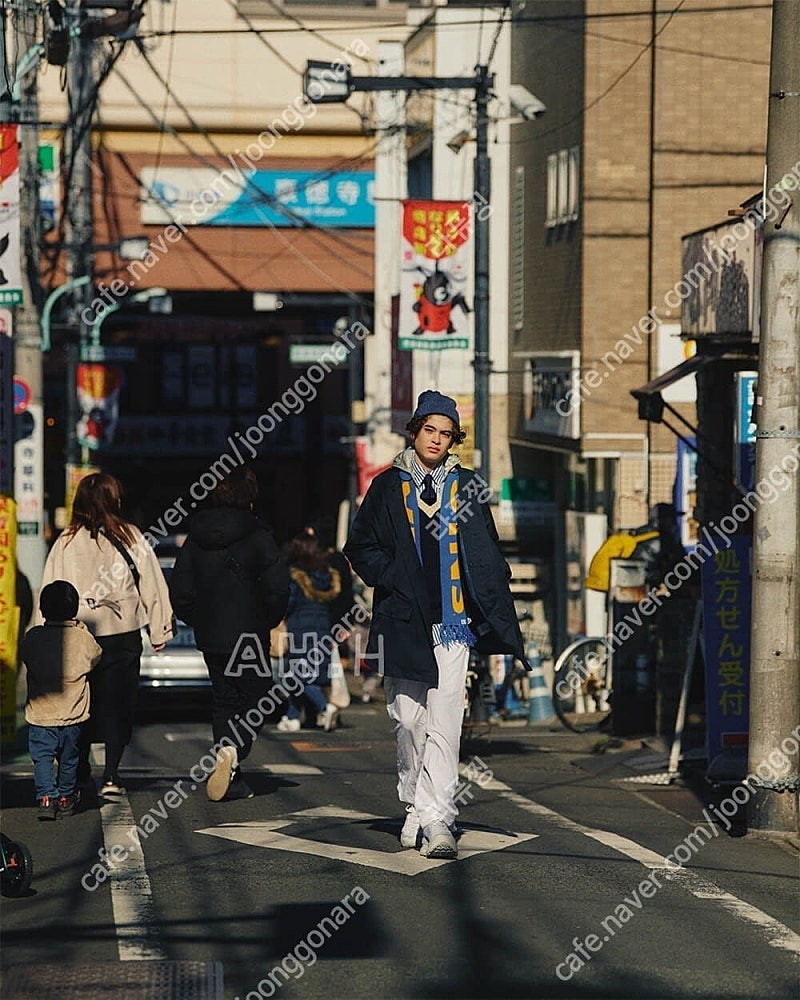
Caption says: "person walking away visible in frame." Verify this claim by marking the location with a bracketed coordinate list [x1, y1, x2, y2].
[170, 466, 289, 801]
[276, 530, 343, 733]
[344, 390, 528, 859]
[22, 581, 102, 819]
[37, 473, 173, 797]
[305, 515, 356, 671]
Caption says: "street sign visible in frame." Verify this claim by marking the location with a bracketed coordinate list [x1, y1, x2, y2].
[289, 343, 347, 366]
[702, 535, 752, 765]
[13, 376, 31, 414]
[0, 125, 23, 306]
[14, 402, 43, 537]
[735, 371, 757, 492]
[0, 333, 11, 494]
[80, 345, 137, 363]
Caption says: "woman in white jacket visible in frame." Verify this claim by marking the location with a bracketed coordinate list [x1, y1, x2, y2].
[39, 473, 173, 795]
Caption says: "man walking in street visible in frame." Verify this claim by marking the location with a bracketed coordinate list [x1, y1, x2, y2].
[344, 390, 528, 859]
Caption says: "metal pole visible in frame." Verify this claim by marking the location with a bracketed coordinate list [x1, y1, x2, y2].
[65, 1, 94, 468]
[748, 0, 800, 834]
[645, 0, 657, 512]
[346, 300, 363, 510]
[473, 66, 491, 484]
[0, 3, 12, 499]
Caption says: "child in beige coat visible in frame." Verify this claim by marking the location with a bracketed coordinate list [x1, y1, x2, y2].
[22, 581, 101, 819]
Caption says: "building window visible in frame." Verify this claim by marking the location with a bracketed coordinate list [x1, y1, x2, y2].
[567, 146, 579, 221]
[512, 166, 525, 332]
[546, 153, 559, 227]
[546, 145, 580, 227]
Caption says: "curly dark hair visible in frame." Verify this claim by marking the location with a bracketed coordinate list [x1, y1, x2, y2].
[405, 414, 467, 446]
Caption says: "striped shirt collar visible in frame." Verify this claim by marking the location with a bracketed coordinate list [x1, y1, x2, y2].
[411, 456, 447, 496]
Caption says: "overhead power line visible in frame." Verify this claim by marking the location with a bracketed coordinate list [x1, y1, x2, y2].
[118, 47, 377, 262]
[112, 62, 375, 296]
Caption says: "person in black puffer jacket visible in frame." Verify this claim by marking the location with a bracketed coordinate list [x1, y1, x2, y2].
[170, 466, 289, 801]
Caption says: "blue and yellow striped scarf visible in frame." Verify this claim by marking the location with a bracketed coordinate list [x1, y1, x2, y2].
[400, 468, 476, 648]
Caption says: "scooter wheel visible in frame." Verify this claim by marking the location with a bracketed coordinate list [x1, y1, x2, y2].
[1, 838, 34, 897]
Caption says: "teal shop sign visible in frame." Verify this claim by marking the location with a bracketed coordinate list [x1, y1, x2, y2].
[140, 167, 375, 228]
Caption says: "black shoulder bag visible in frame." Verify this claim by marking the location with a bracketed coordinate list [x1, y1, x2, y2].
[102, 529, 141, 593]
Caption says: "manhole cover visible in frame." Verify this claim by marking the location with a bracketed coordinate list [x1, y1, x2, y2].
[1, 960, 223, 1000]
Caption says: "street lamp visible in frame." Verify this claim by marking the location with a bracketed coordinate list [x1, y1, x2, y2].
[87, 286, 170, 352]
[40, 274, 91, 353]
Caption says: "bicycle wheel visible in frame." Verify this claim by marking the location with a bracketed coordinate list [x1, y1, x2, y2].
[552, 637, 612, 732]
[1, 837, 33, 898]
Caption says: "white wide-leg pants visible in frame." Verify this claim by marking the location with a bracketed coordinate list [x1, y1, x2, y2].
[384, 643, 470, 830]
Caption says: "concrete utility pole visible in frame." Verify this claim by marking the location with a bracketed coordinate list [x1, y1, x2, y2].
[748, 0, 800, 834]
[12, 1, 47, 586]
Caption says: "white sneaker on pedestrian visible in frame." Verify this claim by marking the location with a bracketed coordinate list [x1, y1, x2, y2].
[320, 703, 339, 732]
[276, 716, 301, 732]
[420, 820, 458, 859]
[207, 745, 237, 801]
[399, 805, 421, 849]
[100, 778, 126, 797]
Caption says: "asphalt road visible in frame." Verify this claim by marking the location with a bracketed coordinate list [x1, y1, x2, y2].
[1, 693, 798, 1000]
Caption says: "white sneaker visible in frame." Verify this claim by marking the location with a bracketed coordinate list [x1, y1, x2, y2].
[276, 716, 301, 732]
[319, 703, 339, 732]
[399, 806, 421, 849]
[420, 820, 458, 859]
[206, 746, 237, 801]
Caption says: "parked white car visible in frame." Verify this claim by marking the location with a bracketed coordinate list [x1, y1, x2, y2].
[139, 547, 210, 695]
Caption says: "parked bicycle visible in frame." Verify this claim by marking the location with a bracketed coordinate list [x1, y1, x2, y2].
[551, 635, 612, 732]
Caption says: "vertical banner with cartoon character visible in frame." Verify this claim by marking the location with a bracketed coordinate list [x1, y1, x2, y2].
[399, 200, 472, 351]
[0, 126, 23, 306]
[76, 364, 122, 450]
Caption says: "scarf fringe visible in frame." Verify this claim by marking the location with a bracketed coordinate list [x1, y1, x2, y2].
[436, 622, 477, 648]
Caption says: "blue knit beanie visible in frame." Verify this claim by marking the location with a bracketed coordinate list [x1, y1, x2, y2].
[412, 390, 460, 432]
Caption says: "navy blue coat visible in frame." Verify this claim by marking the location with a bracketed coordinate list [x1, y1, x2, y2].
[285, 566, 338, 684]
[344, 465, 528, 686]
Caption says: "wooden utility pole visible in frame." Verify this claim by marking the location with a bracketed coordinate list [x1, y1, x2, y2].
[748, 0, 800, 834]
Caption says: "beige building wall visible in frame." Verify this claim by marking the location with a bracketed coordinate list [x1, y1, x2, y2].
[33, 2, 414, 296]
[581, 0, 771, 523]
[36, 0, 408, 134]
[508, 0, 771, 541]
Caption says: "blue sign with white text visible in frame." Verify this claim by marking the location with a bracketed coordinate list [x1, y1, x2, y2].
[701, 535, 752, 766]
[141, 167, 375, 228]
[735, 372, 757, 492]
